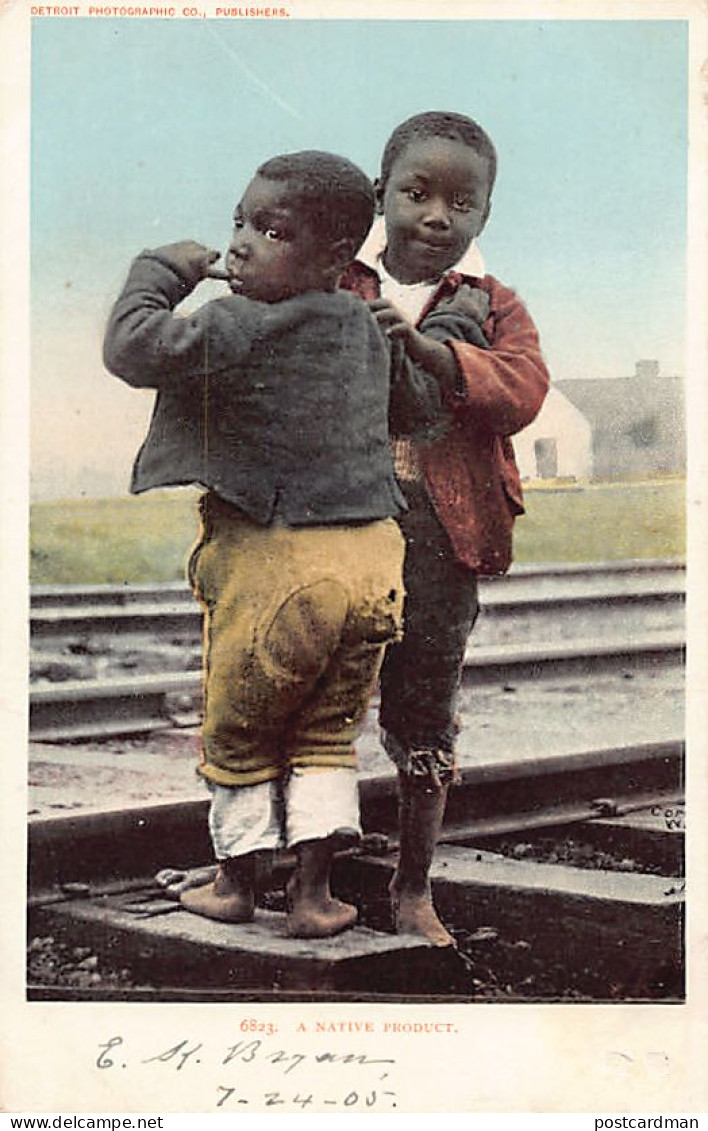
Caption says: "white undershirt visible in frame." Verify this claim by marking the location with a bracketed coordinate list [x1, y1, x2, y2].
[377, 257, 437, 327]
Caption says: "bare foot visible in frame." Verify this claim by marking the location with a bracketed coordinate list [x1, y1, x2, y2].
[390, 887, 455, 948]
[179, 864, 254, 923]
[156, 865, 218, 900]
[285, 879, 358, 939]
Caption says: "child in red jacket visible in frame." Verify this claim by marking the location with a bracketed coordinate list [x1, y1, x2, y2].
[340, 111, 550, 947]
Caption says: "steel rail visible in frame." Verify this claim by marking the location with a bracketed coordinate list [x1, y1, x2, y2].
[27, 738, 684, 1002]
[29, 626, 684, 742]
[29, 561, 685, 740]
[27, 727, 684, 1006]
[28, 737, 683, 893]
[29, 586, 684, 647]
[30, 560, 685, 644]
[29, 558, 686, 607]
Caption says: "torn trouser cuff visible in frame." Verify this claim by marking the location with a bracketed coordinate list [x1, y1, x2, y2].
[382, 730, 458, 786]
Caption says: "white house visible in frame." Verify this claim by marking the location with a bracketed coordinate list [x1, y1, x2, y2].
[513, 387, 593, 481]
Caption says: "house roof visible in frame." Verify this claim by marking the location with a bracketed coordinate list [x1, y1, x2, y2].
[555, 374, 683, 429]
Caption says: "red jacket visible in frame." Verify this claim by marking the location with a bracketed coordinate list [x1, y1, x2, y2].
[339, 260, 550, 575]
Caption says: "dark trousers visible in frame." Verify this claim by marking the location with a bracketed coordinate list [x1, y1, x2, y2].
[379, 481, 479, 766]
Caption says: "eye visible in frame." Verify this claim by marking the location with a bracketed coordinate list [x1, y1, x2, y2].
[232, 217, 245, 232]
[452, 194, 473, 212]
[263, 227, 283, 241]
[406, 188, 426, 204]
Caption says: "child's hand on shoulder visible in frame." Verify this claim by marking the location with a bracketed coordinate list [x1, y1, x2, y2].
[368, 298, 460, 395]
[367, 296, 444, 369]
[367, 297, 417, 345]
[154, 240, 222, 287]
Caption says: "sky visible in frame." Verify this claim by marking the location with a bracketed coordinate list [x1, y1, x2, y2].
[28, 14, 690, 501]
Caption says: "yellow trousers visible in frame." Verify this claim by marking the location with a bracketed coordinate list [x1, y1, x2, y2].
[189, 494, 405, 788]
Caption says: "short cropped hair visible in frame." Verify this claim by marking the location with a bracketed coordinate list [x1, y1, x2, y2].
[257, 151, 375, 249]
[379, 111, 498, 196]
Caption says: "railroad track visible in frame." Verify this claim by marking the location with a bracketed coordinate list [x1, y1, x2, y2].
[29, 560, 685, 742]
[31, 559, 684, 644]
[27, 738, 685, 1002]
[27, 561, 686, 1001]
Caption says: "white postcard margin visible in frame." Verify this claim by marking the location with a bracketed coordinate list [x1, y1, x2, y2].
[1, 0, 707, 1115]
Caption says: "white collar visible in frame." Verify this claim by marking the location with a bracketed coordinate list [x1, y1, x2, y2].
[356, 216, 485, 281]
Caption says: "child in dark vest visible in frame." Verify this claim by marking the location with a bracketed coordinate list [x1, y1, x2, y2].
[104, 151, 406, 939]
[340, 111, 550, 946]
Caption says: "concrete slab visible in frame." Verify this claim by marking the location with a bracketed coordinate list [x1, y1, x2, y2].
[582, 804, 685, 874]
[30, 896, 469, 996]
[333, 846, 684, 998]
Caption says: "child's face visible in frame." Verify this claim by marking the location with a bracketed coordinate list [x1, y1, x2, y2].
[225, 176, 337, 303]
[378, 136, 491, 285]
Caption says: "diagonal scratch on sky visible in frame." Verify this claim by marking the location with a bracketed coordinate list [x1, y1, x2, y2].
[203, 22, 303, 122]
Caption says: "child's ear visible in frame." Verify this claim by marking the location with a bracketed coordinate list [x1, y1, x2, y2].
[373, 178, 385, 215]
[329, 236, 359, 269]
